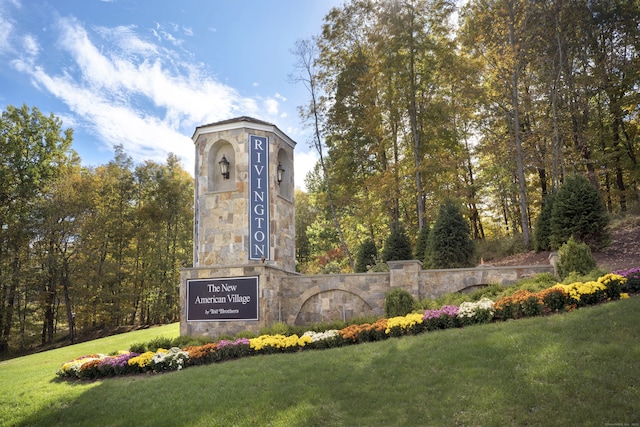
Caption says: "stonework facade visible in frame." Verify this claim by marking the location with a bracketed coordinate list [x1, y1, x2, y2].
[191, 116, 295, 271]
[180, 117, 556, 340]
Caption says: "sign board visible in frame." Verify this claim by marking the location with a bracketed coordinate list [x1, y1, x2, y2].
[186, 276, 259, 321]
[249, 135, 269, 260]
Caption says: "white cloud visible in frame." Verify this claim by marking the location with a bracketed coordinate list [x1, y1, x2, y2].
[0, 20, 12, 54]
[264, 98, 279, 115]
[22, 34, 39, 57]
[28, 64, 194, 166]
[0, 0, 17, 55]
[8, 15, 292, 174]
[94, 25, 158, 56]
[293, 150, 318, 191]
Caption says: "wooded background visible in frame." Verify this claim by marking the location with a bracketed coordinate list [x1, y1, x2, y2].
[293, 0, 639, 273]
[1, 0, 638, 353]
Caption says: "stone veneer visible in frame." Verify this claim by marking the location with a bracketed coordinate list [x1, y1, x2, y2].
[181, 260, 555, 339]
[192, 117, 295, 271]
[180, 117, 556, 341]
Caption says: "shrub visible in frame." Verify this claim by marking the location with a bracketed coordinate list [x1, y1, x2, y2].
[259, 322, 291, 337]
[539, 287, 568, 312]
[556, 237, 597, 279]
[129, 342, 147, 354]
[355, 238, 378, 272]
[170, 335, 210, 348]
[302, 330, 343, 349]
[385, 313, 424, 336]
[549, 174, 610, 250]
[425, 199, 475, 269]
[235, 330, 258, 339]
[384, 288, 415, 317]
[145, 336, 174, 352]
[597, 273, 626, 300]
[468, 284, 504, 301]
[97, 351, 139, 377]
[613, 267, 640, 293]
[214, 338, 251, 360]
[249, 334, 312, 354]
[149, 347, 189, 372]
[184, 343, 218, 366]
[494, 295, 519, 320]
[339, 319, 388, 343]
[381, 222, 413, 262]
[422, 305, 459, 331]
[552, 281, 607, 307]
[494, 290, 540, 320]
[457, 298, 495, 325]
[520, 293, 544, 317]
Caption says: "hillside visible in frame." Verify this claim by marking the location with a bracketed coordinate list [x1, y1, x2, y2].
[490, 215, 640, 272]
[3, 298, 638, 426]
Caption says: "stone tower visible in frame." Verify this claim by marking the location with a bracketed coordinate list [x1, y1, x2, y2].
[191, 116, 296, 272]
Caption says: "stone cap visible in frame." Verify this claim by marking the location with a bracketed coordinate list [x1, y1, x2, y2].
[192, 116, 296, 149]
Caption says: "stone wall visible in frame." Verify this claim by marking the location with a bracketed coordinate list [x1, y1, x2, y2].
[280, 272, 390, 325]
[180, 260, 555, 339]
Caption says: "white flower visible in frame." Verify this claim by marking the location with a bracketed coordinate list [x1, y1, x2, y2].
[457, 298, 495, 318]
[302, 330, 340, 342]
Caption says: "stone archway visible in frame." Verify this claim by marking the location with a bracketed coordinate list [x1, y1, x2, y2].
[294, 289, 374, 325]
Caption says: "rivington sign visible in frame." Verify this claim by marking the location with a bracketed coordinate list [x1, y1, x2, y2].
[249, 134, 269, 260]
[186, 277, 259, 321]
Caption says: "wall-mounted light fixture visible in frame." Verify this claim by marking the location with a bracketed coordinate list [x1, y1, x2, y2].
[277, 162, 285, 185]
[219, 155, 230, 180]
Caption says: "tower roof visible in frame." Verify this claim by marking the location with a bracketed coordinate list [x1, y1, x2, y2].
[192, 116, 296, 149]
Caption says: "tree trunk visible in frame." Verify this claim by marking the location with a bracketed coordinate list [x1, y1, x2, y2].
[508, 2, 530, 248]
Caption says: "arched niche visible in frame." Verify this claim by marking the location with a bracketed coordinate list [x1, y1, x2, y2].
[276, 148, 293, 201]
[207, 140, 235, 192]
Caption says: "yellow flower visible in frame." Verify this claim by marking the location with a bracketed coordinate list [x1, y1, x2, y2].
[249, 334, 310, 351]
[597, 273, 627, 285]
[127, 351, 155, 367]
[621, 293, 630, 299]
[385, 313, 424, 334]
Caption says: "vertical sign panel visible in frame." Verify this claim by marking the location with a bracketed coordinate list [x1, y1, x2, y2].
[186, 277, 259, 321]
[249, 135, 269, 260]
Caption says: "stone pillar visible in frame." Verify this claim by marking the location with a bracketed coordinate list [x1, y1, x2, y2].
[548, 252, 559, 277]
[191, 116, 296, 271]
[181, 117, 297, 340]
[387, 260, 423, 300]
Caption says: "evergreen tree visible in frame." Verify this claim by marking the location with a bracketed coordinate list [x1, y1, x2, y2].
[414, 224, 430, 264]
[534, 192, 556, 252]
[355, 238, 378, 273]
[381, 222, 413, 262]
[549, 175, 610, 250]
[425, 200, 474, 269]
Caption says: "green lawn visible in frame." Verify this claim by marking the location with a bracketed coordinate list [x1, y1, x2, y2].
[2, 300, 639, 427]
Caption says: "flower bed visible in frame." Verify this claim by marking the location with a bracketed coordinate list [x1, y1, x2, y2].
[57, 272, 634, 380]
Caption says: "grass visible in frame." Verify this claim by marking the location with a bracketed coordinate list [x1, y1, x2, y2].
[2, 300, 640, 427]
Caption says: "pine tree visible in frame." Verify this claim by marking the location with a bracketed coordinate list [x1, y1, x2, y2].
[381, 222, 413, 262]
[534, 192, 555, 252]
[355, 239, 378, 272]
[425, 200, 474, 269]
[549, 175, 610, 250]
[414, 224, 430, 264]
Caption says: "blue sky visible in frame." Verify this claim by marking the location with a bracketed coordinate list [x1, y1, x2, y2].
[0, 0, 341, 188]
